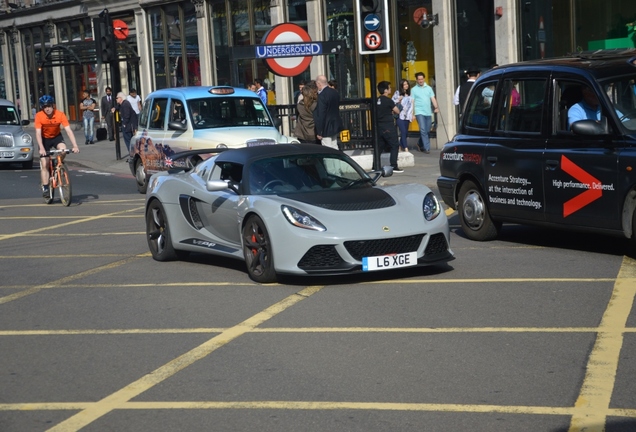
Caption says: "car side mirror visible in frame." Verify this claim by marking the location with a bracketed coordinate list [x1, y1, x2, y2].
[367, 165, 393, 185]
[21, 120, 30, 126]
[206, 179, 239, 194]
[381, 165, 394, 177]
[272, 117, 282, 128]
[206, 180, 230, 191]
[168, 121, 187, 131]
[571, 118, 608, 135]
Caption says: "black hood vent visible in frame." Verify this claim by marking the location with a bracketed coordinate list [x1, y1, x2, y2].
[287, 188, 396, 211]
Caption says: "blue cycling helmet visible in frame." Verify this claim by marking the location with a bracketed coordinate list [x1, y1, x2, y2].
[39, 95, 55, 107]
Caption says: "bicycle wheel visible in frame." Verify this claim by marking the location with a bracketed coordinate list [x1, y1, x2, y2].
[57, 164, 72, 206]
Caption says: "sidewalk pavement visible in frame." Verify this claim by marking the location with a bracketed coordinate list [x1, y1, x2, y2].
[25, 124, 443, 189]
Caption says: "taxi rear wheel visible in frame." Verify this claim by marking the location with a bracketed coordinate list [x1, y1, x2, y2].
[135, 158, 149, 194]
[458, 180, 501, 241]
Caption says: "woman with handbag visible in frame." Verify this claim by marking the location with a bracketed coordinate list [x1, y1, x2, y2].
[293, 81, 319, 144]
[392, 79, 414, 152]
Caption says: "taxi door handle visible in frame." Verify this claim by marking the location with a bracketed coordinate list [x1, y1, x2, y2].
[487, 156, 497, 165]
[546, 160, 559, 170]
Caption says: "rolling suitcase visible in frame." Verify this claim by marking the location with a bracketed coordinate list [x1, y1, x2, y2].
[96, 126, 108, 141]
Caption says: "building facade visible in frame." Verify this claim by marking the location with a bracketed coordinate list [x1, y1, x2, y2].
[1, 0, 634, 145]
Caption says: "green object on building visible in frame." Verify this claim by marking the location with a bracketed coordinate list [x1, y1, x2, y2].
[588, 21, 636, 50]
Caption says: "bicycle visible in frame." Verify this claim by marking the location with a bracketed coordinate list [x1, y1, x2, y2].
[44, 148, 72, 206]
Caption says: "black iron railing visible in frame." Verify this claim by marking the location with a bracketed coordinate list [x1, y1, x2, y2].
[270, 98, 374, 150]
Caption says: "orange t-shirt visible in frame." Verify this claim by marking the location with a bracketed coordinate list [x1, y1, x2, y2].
[35, 109, 70, 139]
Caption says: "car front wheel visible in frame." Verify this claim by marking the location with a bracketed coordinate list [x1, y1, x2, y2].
[146, 200, 179, 261]
[242, 215, 277, 283]
[458, 180, 501, 241]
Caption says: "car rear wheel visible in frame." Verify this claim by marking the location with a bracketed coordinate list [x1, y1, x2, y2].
[146, 200, 179, 261]
[242, 215, 277, 283]
[458, 180, 501, 241]
[135, 158, 149, 194]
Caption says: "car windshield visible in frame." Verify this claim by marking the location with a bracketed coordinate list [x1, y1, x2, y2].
[247, 154, 369, 195]
[601, 74, 636, 131]
[187, 97, 273, 130]
[0, 105, 20, 125]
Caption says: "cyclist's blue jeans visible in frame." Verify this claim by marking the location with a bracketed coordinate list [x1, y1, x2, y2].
[415, 114, 432, 151]
[83, 117, 94, 142]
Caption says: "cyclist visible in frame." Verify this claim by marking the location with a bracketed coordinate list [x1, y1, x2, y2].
[35, 95, 80, 197]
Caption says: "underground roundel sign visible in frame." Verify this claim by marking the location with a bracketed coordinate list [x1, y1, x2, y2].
[258, 23, 314, 77]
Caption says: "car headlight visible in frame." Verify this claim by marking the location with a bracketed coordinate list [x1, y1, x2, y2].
[21, 134, 32, 144]
[423, 192, 441, 221]
[282, 205, 326, 231]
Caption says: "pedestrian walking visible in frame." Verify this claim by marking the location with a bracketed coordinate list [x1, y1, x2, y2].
[411, 72, 439, 153]
[116, 92, 137, 153]
[100, 87, 115, 141]
[454, 66, 480, 110]
[127, 89, 142, 132]
[392, 79, 414, 152]
[293, 81, 319, 144]
[79, 90, 97, 145]
[313, 75, 343, 149]
[254, 79, 268, 105]
[376, 81, 403, 173]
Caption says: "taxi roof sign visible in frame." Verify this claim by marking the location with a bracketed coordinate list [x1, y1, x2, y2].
[209, 87, 235, 95]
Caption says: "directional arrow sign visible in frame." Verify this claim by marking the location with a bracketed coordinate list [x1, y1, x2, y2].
[561, 155, 603, 217]
[364, 14, 381, 31]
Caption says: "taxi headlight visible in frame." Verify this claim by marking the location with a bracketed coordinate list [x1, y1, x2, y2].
[423, 192, 441, 221]
[282, 205, 326, 231]
[21, 134, 32, 144]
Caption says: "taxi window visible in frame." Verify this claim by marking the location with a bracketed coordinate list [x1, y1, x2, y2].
[138, 100, 151, 129]
[496, 79, 547, 134]
[602, 76, 636, 132]
[554, 81, 584, 132]
[149, 98, 168, 130]
[186, 97, 272, 129]
[170, 99, 186, 123]
[463, 81, 497, 132]
[0, 105, 19, 125]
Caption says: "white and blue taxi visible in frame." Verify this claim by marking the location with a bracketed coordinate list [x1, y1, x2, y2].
[129, 86, 298, 193]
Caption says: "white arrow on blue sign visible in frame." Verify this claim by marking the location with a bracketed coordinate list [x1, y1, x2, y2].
[364, 14, 381, 31]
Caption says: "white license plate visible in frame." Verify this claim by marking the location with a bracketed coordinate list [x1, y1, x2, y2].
[362, 251, 417, 271]
[0, 151, 14, 158]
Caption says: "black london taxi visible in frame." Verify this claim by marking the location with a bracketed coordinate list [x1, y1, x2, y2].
[437, 49, 636, 245]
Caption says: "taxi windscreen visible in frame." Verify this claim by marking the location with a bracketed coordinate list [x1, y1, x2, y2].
[602, 75, 636, 131]
[187, 97, 273, 129]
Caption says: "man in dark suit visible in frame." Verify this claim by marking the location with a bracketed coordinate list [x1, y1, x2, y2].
[313, 75, 343, 149]
[115, 92, 137, 153]
[100, 86, 115, 141]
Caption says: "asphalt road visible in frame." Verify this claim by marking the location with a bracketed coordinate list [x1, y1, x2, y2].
[0, 164, 635, 432]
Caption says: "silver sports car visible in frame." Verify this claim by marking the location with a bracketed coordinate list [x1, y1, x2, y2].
[145, 144, 454, 283]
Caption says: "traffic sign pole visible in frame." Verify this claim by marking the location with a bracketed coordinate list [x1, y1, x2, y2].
[370, 55, 381, 171]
